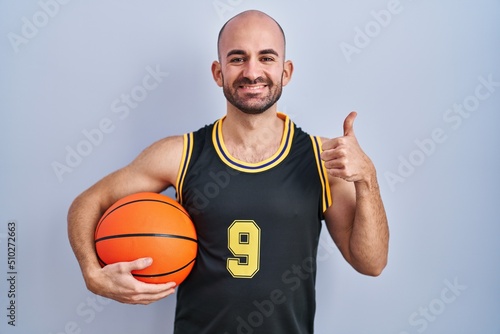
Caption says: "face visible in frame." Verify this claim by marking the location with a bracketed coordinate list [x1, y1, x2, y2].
[212, 13, 293, 115]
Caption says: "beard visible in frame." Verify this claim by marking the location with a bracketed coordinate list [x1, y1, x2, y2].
[222, 75, 283, 115]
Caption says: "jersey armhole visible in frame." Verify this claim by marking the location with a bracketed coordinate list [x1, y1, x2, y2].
[310, 136, 333, 213]
[175, 132, 194, 204]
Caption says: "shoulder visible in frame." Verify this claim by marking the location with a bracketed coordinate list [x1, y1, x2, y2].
[139, 135, 184, 161]
[128, 135, 185, 188]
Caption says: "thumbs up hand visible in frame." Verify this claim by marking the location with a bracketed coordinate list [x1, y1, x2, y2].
[320, 112, 375, 183]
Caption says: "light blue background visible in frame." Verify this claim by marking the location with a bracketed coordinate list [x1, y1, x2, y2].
[1, 0, 499, 333]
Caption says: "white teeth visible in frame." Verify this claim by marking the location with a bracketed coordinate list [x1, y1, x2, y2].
[243, 85, 265, 90]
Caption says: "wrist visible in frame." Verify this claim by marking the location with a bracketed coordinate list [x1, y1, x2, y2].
[354, 169, 379, 194]
[81, 260, 104, 292]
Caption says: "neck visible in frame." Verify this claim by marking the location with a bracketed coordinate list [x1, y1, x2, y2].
[221, 105, 285, 163]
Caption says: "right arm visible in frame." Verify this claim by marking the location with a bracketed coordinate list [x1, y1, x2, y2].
[67, 135, 184, 304]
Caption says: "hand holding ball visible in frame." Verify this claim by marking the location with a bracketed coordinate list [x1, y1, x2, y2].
[94, 192, 197, 285]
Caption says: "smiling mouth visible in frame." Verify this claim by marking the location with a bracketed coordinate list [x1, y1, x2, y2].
[239, 85, 267, 91]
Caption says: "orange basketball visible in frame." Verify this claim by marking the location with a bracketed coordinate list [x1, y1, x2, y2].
[94, 192, 197, 285]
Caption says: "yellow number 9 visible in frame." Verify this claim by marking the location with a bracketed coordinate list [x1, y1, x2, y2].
[227, 220, 261, 278]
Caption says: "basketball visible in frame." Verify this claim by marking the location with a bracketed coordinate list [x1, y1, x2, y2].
[94, 192, 197, 285]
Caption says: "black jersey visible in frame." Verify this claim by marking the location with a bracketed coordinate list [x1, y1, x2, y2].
[173, 113, 332, 334]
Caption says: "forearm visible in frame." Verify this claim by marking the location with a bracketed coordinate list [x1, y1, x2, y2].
[67, 191, 106, 287]
[349, 175, 389, 276]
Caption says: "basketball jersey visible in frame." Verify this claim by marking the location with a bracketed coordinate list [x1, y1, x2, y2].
[173, 113, 332, 334]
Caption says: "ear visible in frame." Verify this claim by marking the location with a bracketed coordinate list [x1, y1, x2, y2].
[281, 60, 294, 87]
[211, 61, 223, 87]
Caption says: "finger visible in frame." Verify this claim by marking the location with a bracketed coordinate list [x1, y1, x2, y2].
[321, 148, 346, 162]
[321, 136, 345, 151]
[324, 156, 348, 169]
[321, 139, 336, 152]
[134, 282, 177, 299]
[122, 283, 177, 305]
[127, 257, 153, 271]
[139, 281, 177, 297]
[123, 259, 178, 293]
[326, 168, 352, 182]
[321, 137, 350, 160]
[139, 280, 177, 292]
[343, 111, 358, 137]
[121, 280, 177, 304]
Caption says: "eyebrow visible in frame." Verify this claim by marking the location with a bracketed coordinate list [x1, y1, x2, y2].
[226, 48, 280, 58]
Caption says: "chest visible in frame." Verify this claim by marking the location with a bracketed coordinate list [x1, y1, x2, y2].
[181, 134, 323, 229]
[224, 138, 281, 164]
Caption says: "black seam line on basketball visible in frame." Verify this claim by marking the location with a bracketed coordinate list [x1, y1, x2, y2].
[99, 198, 191, 227]
[95, 233, 198, 243]
[97, 257, 196, 272]
[96, 253, 106, 267]
[132, 258, 196, 278]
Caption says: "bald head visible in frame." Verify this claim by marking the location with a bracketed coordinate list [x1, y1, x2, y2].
[211, 10, 294, 115]
[217, 10, 286, 61]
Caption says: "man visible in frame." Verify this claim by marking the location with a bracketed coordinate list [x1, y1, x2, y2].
[68, 10, 389, 333]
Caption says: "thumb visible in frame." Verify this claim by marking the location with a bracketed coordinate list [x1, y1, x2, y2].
[343, 111, 358, 137]
[129, 257, 153, 271]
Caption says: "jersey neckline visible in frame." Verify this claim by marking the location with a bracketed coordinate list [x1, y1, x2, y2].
[212, 112, 294, 173]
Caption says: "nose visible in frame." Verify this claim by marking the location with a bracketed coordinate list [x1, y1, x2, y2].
[242, 58, 263, 82]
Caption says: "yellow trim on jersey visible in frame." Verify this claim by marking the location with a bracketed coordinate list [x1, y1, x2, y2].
[212, 112, 294, 173]
[175, 132, 194, 205]
[310, 136, 333, 212]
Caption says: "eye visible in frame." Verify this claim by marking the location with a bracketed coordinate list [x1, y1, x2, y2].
[261, 56, 275, 62]
[229, 57, 245, 63]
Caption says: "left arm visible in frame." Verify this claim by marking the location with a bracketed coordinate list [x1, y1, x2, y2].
[320, 112, 389, 276]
